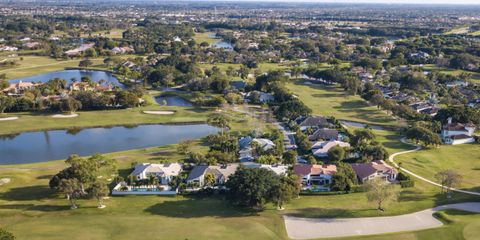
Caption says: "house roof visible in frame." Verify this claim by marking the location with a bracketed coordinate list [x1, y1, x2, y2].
[253, 138, 275, 150]
[350, 160, 396, 180]
[209, 164, 240, 179]
[308, 128, 339, 141]
[130, 163, 182, 178]
[186, 165, 209, 181]
[293, 164, 337, 176]
[243, 162, 289, 175]
[448, 134, 473, 140]
[443, 123, 474, 132]
[311, 140, 350, 156]
[299, 116, 328, 127]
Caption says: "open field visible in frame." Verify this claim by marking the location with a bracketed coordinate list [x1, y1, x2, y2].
[80, 28, 125, 39]
[194, 32, 218, 45]
[286, 80, 400, 126]
[396, 144, 480, 191]
[0, 56, 106, 80]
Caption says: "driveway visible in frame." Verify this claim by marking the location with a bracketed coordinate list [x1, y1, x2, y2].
[284, 202, 480, 239]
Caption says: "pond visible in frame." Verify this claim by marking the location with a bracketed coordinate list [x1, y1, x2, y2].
[9, 70, 122, 87]
[0, 124, 218, 165]
[212, 41, 234, 51]
[155, 96, 193, 107]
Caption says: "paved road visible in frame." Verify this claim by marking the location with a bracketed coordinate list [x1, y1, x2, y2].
[284, 202, 480, 239]
[388, 138, 480, 196]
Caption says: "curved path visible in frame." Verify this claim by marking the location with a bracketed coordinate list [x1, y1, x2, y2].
[388, 138, 480, 196]
[284, 202, 480, 239]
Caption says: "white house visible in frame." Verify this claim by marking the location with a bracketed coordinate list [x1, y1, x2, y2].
[441, 118, 476, 145]
[311, 140, 350, 158]
[130, 163, 182, 185]
[243, 162, 289, 175]
[186, 164, 239, 186]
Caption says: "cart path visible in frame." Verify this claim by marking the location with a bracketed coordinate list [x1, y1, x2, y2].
[284, 202, 480, 239]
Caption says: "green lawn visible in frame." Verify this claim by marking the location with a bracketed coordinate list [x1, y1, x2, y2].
[286, 80, 400, 126]
[80, 28, 125, 39]
[1, 56, 106, 80]
[194, 32, 218, 45]
[396, 144, 480, 191]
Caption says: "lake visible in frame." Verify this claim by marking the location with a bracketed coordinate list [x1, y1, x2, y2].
[9, 70, 122, 87]
[155, 96, 193, 106]
[0, 124, 218, 164]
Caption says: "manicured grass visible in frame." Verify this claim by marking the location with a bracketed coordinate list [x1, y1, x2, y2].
[80, 28, 125, 39]
[286, 80, 399, 126]
[0, 56, 106, 80]
[0, 105, 212, 135]
[194, 32, 218, 45]
[421, 64, 480, 84]
[444, 27, 469, 35]
[396, 144, 480, 191]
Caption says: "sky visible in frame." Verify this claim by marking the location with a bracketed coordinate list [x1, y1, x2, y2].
[222, 0, 480, 5]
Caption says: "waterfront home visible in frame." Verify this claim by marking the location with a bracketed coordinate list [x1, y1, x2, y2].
[311, 140, 350, 158]
[350, 160, 397, 183]
[2, 81, 39, 94]
[293, 164, 337, 191]
[441, 118, 476, 145]
[186, 164, 239, 186]
[130, 163, 182, 185]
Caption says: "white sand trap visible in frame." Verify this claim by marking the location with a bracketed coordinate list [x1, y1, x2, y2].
[0, 117, 18, 121]
[143, 110, 175, 115]
[52, 113, 79, 118]
[0, 178, 11, 186]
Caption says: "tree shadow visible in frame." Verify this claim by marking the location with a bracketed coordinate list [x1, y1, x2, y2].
[144, 196, 259, 218]
[0, 185, 55, 201]
[36, 174, 54, 180]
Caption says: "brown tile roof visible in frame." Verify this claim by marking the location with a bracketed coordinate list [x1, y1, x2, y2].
[293, 164, 337, 176]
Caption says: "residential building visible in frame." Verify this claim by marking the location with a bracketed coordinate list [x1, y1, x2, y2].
[441, 118, 476, 145]
[130, 163, 182, 185]
[298, 116, 329, 131]
[311, 140, 350, 158]
[350, 160, 397, 183]
[308, 128, 339, 141]
[186, 164, 239, 186]
[293, 164, 337, 191]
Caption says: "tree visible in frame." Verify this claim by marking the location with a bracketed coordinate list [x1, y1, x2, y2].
[0, 95, 14, 114]
[435, 170, 462, 197]
[90, 181, 109, 208]
[0, 228, 15, 240]
[256, 155, 278, 164]
[327, 146, 345, 162]
[207, 113, 230, 134]
[60, 98, 82, 113]
[365, 178, 397, 211]
[282, 150, 298, 164]
[226, 166, 281, 209]
[204, 172, 215, 187]
[177, 139, 194, 156]
[272, 175, 301, 210]
[405, 126, 442, 147]
[78, 59, 93, 68]
[115, 91, 139, 108]
[58, 178, 82, 209]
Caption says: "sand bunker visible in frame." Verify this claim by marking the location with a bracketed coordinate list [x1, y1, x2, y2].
[0, 117, 18, 121]
[52, 113, 79, 118]
[0, 178, 11, 186]
[143, 110, 175, 115]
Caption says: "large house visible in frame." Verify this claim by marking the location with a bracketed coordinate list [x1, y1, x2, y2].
[298, 116, 329, 131]
[65, 43, 95, 57]
[308, 128, 339, 141]
[186, 164, 239, 186]
[238, 137, 276, 162]
[350, 160, 397, 183]
[186, 163, 288, 188]
[311, 140, 350, 158]
[2, 81, 39, 94]
[293, 164, 337, 191]
[130, 163, 182, 185]
[441, 118, 476, 145]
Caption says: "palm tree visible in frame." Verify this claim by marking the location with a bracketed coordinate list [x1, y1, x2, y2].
[204, 172, 215, 187]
